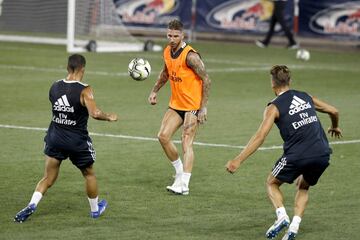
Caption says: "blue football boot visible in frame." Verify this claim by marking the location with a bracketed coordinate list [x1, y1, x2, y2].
[266, 216, 290, 239]
[14, 203, 37, 223]
[90, 199, 107, 218]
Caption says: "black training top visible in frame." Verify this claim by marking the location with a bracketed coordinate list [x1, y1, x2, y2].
[48, 79, 89, 136]
[269, 89, 331, 159]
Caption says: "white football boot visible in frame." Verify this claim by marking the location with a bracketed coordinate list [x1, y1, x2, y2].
[166, 174, 189, 195]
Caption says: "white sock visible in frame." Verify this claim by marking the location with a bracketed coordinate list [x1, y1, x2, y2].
[29, 191, 43, 206]
[275, 207, 288, 219]
[182, 172, 191, 188]
[171, 158, 183, 175]
[289, 216, 301, 233]
[88, 196, 99, 212]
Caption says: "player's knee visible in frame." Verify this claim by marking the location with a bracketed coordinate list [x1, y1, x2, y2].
[266, 179, 273, 190]
[296, 179, 310, 190]
[157, 132, 170, 144]
[266, 175, 282, 188]
[81, 166, 95, 177]
[85, 174, 97, 183]
[181, 131, 194, 143]
[266, 175, 274, 186]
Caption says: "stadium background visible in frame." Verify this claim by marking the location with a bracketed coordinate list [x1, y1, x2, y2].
[0, 0, 359, 239]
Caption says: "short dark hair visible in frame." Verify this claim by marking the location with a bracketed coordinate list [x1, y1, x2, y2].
[270, 65, 291, 87]
[168, 19, 183, 31]
[67, 54, 86, 73]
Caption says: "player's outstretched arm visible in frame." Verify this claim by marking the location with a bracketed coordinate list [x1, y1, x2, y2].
[312, 96, 342, 138]
[81, 86, 118, 121]
[186, 51, 211, 124]
[226, 104, 278, 174]
[148, 64, 169, 105]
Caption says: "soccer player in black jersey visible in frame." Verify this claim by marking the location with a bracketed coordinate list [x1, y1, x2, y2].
[226, 65, 342, 240]
[14, 54, 117, 223]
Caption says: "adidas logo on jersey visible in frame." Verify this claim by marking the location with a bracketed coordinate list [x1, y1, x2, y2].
[288, 95, 311, 115]
[53, 95, 74, 112]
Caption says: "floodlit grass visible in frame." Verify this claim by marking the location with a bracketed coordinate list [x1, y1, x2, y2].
[0, 41, 359, 239]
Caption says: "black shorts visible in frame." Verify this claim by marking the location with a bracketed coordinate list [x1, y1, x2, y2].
[170, 107, 199, 121]
[44, 131, 96, 169]
[271, 155, 330, 186]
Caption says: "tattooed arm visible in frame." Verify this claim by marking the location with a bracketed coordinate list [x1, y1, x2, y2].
[148, 64, 169, 105]
[187, 51, 211, 124]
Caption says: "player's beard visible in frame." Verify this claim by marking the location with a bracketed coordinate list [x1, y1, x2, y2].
[170, 41, 180, 51]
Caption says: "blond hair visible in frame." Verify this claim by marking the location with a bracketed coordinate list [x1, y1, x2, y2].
[270, 65, 291, 87]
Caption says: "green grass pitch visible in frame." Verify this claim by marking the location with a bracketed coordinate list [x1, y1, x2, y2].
[0, 40, 359, 239]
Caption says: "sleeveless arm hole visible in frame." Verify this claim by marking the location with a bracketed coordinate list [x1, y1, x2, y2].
[80, 86, 91, 107]
[185, 50, 201, 69]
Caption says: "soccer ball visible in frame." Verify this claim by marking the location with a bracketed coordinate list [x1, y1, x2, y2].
[128, 58, 151, 81]
[296, 49, 310, 61]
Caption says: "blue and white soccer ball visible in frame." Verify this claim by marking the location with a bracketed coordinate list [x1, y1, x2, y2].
[128, 58, 151, 81]
[296, 49, 310, 61]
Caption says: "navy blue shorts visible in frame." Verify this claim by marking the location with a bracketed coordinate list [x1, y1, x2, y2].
[44, 131, 96, 169]
[271, 155, 330, 186]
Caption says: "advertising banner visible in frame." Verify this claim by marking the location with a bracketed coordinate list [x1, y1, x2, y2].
[195, 0, 294, 34]
[113, 0, 192, 28]
[112, 0, 359, 41]
[299, 0, 360, 40]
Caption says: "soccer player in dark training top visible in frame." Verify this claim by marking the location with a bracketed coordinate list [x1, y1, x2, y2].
[14, 54, 118, 223]
[226, 65, 342, 240]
